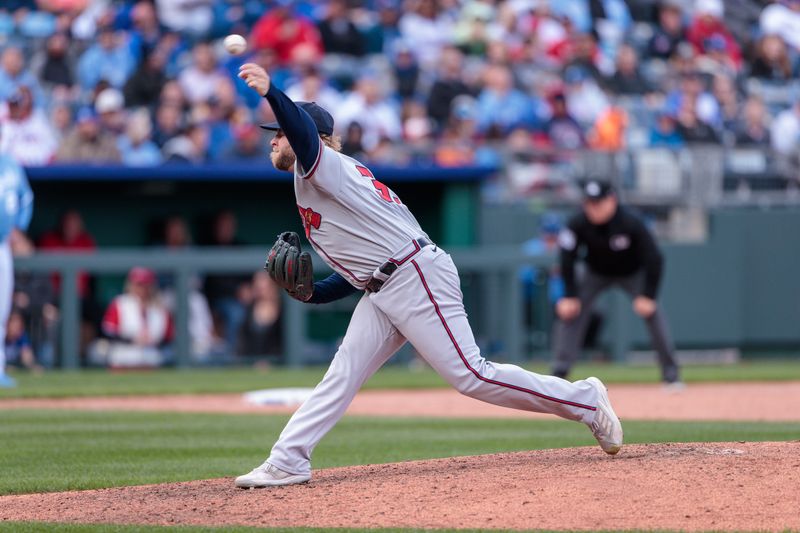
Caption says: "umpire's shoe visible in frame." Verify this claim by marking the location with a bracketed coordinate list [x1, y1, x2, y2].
[586, 377, 623, 455]
[235, 461, 311, 488]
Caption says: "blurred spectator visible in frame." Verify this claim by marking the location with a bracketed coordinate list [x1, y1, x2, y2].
[56, 107, 122, 163]
[5, 308, 43, 373]
[34, 32, 74, 91]
[0, 46, 43, 104]
[770, 99, 800, 155]
[647, 0, 686, 60]
[589, 104, 628, 151]
[710, 74, 740, 134]
[341, 121, 367, 160]
[564, 66, 610, 127]
[649, 111, 684, 148]
[735, 96, 770, 147]
[117, 108, 163, 166]
[605, 44, 651, 95]
[317, 0, 366, 56]
[200, 79, 241, 161]
[95, 267, 173, 368]
[426, 46, 472, 129]
[393, 44, 420, 100]
[562, 33, 604, 83]
[155, 0, 213, 39]
[0, 86, 58, 166]
[476, 64, 539, 134]
[178, 42, 229, 106]
[49, 103, 73, 143]
[676, 99, 719, 143]
[10, 230, 58, 369]
[284, 68, 341, 116]
[159, 79, 188, 110]
[686, 0, 741, 71]
[545, 91, 586, 150]
[128, 0, 165, 61]
[238, 271, 282, 362]
[37, 209, 99, 351]
[162, 122, 208, 164]
[759, 0, 800, 53]
[219, 123, 269, 162]
[152, 103, 184, 148]
[95, 87, 127, 135]
[154, 215, 224, 363]
[664, 71, 719, 127]
[452, 0, 494, 56]
[336, 74, 401, 151]
[76, 23, 137, 91]
[124, 46, 168, 108]
[398, 0, 455, 70]
[749, 34, 794, 81]
[202, 210, 251, 354]
[250, 3, 323, 65]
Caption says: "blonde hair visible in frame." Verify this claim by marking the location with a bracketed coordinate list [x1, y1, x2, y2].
[321, 134, 342, 152]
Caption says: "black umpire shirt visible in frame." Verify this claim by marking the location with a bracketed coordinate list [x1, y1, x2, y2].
[559, 206, 664, 299]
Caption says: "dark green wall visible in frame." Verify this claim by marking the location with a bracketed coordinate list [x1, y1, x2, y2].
[28, 180, 446, 248]
[626, 209, 800, 348]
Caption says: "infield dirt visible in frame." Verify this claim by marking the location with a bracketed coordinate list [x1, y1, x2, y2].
[2, 382, 799, 531]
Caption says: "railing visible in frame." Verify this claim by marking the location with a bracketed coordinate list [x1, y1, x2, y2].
[14, 247, 558, 369]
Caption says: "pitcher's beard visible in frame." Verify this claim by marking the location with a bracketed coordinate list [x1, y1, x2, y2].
[271, 151, 296, 171]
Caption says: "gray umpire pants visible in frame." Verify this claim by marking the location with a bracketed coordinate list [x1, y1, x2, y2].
[551, 269, 680, 383]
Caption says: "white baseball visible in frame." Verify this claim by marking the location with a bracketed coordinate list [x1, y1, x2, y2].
[223, 34, 247, 55]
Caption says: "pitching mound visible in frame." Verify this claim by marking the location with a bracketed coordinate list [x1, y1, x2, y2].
[1, 441, 798, 531]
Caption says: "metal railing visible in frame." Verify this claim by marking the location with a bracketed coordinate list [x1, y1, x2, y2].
[14, 247, 559, 368]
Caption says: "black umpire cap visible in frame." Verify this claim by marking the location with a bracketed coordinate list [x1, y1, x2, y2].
[260, 102, 335, 135]
[582, 180, 615, 200]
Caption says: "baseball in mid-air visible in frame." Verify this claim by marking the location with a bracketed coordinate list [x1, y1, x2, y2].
[223, 34, 247, 55]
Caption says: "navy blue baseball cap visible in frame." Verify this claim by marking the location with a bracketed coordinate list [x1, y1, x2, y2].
[260, 102, 335, 136]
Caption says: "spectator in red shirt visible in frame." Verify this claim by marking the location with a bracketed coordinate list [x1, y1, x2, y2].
[250, 4, 323, 66]
[686, 0, 742, 71]
[37, 209, 96, 300]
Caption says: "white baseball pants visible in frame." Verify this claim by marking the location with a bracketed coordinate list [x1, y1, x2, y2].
[267, 245, 599, 475]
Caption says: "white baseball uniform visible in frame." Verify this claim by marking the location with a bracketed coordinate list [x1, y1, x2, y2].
[265, 144, 601, 476]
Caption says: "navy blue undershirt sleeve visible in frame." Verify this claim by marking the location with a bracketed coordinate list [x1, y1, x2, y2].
[307, 272, 360, 304]
[264, 84, 320, 173]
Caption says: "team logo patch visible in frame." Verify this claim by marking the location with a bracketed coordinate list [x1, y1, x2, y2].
[610, 234, 631, 251]
[297, 205, 322, 237]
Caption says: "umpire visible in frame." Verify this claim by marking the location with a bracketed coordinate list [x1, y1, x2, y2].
[551, 180, 682, 385]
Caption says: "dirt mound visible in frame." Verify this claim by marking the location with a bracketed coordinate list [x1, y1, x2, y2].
[2, 442, 798, 531]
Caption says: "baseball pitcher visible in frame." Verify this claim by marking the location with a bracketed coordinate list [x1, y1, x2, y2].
[234, 63, 623, 487]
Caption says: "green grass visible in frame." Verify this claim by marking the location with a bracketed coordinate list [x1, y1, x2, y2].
[1, 409, 798, 496]
[3, 360, 800, 399]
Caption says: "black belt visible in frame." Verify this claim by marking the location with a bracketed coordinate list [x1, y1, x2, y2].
[366, 237, 433, 293]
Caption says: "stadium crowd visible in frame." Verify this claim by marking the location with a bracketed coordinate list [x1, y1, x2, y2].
[1, 0, 800, 170]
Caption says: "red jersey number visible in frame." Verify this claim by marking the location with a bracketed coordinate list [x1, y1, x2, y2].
[356, 165, 402, 205]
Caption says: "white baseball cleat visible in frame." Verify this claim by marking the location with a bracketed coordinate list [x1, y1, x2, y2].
[586, 377, 623, 455]
[234, 461, 311, 488]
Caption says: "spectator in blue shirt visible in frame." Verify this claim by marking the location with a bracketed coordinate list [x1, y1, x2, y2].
[0, 46, 44, 105]
[77, 24, 137, 91]
[117, 108, 163, 166]
[649, 111, 684, 148]
[476, 64, 539, 134]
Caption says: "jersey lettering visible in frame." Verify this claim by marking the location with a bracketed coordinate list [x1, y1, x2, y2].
[356, 165, 402, 205]
[298, 205, 322, 238]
